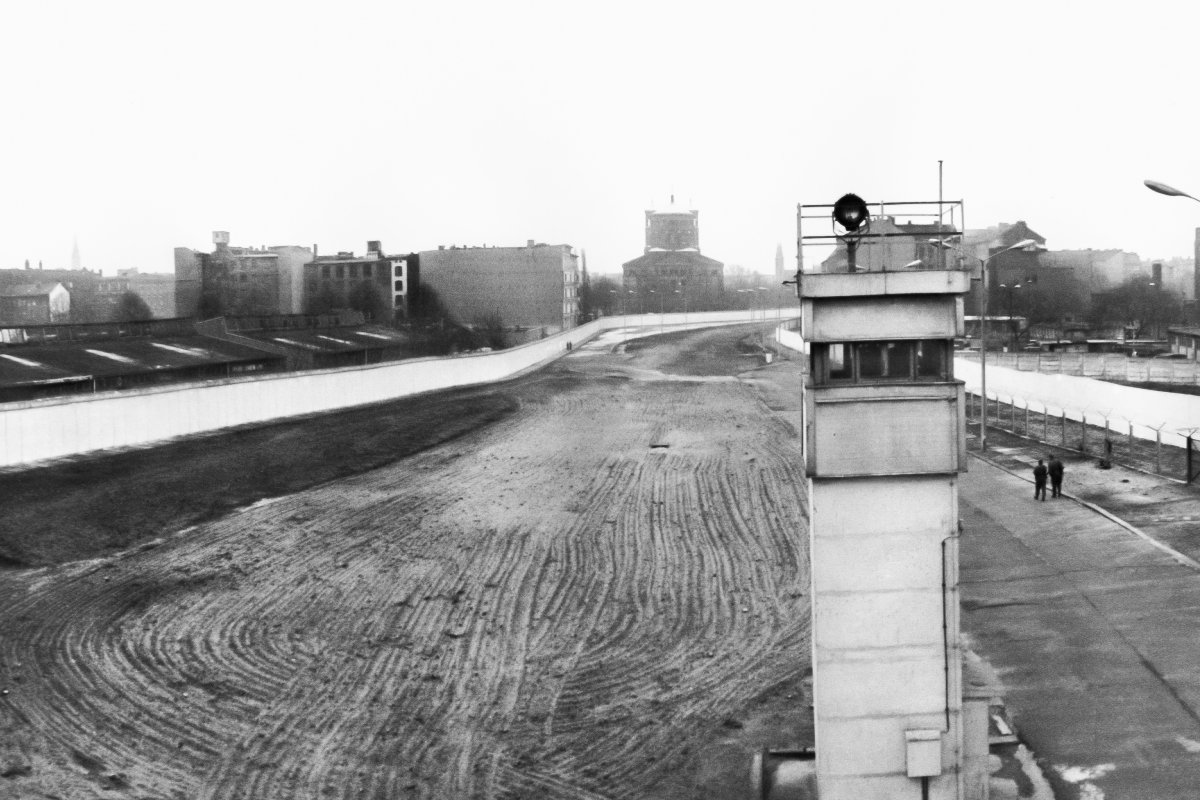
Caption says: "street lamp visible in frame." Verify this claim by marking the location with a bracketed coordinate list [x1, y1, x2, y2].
[930, 237, 1038, 451]
[1145, 179, 1200, 325]
[1144, 179, 1200, 203]
[998, 282, 1022, 351]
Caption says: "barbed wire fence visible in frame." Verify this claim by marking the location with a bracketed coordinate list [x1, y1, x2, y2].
[965, 390, 1198, 483]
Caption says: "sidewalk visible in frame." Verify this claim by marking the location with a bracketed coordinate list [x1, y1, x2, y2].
[960, 451, 1200, 799]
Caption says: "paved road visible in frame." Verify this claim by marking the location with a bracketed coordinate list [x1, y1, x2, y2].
[960, 454, 1200, 799]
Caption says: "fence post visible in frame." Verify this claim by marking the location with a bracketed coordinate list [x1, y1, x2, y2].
[1043, 406, 1049, 442]
[1156, 427, 1163, 476]
[1128, 421, 1134, 454]
[1190, 435, 1195, 485]
[1081, 414, 1087, 454]
[1024, 401, 1030, 438]
[1061, 409, 1067, 446]
[1103, 416, 1112, 467]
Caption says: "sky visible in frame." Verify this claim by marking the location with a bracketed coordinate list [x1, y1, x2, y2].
[3, 1, 1199, 277]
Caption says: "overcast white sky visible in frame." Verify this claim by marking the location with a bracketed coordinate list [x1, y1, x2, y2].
[3, 1, 1198, 276]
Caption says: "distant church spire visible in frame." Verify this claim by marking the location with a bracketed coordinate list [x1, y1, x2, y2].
[72, 236, 82, 270]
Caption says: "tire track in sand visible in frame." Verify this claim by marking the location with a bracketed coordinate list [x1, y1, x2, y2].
[0, 335, 811, 799]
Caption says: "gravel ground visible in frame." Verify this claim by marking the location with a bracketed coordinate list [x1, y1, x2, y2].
[0, 323, 814, 800]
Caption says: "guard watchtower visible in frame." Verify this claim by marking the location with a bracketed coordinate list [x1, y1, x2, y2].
[797, 194, 971, 799]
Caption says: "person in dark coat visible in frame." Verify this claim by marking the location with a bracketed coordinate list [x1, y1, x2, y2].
[1033, 459, 1048, 501]
[1048, 456, 1065, 498]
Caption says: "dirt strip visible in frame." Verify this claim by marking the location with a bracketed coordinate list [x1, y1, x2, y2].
[0, 324, 814, 800]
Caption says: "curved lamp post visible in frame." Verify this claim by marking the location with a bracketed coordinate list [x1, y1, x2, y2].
[930, 237, 1038, 451]
[1145, 178, 1200, 328]
[1145, 179, 1200, 203]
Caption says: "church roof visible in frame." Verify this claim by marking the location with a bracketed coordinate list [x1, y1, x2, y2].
[622, 250, 723, 270]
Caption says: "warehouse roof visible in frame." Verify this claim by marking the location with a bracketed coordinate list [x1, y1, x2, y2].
[0, 336, 279, 388]
[239, 325, 410, 355]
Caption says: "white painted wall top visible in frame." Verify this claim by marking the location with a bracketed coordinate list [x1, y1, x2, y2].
[799, 269, 970, 298]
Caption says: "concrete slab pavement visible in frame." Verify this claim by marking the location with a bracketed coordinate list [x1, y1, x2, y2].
[960, 454, 1200, 799]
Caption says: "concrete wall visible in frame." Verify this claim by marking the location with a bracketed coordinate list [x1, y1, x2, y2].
[807, 385, 965, 477]
[810, 474, 962, 800]
[955, 357, 1199, 447]
[810, 297, 962, 341]
[0, 310, 785, 469]
[775, 323, 806, 354]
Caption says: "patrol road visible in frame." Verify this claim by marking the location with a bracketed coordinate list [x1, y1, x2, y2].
[0, 323, 812, 800]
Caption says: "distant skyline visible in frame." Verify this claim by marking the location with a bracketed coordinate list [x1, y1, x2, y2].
[3, 1, 1199, 277]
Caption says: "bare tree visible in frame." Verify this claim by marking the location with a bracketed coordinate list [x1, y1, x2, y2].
[474, 311, 508, 350]
[1090, 275, 1184, 339]
[116, 291, 153, 322]
[347, 280, 392, 324]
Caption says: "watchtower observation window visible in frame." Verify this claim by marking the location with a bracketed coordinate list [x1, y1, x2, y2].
[813, 340, 951, 384]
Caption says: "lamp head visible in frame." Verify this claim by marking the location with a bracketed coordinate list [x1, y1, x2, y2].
[832, 193, 869, 232]
[1145, 179, 1191, 198]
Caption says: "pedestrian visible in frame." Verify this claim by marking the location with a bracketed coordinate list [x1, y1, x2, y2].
[1033, 459, 1048, 501]
[1048, 456, 1065, 498]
